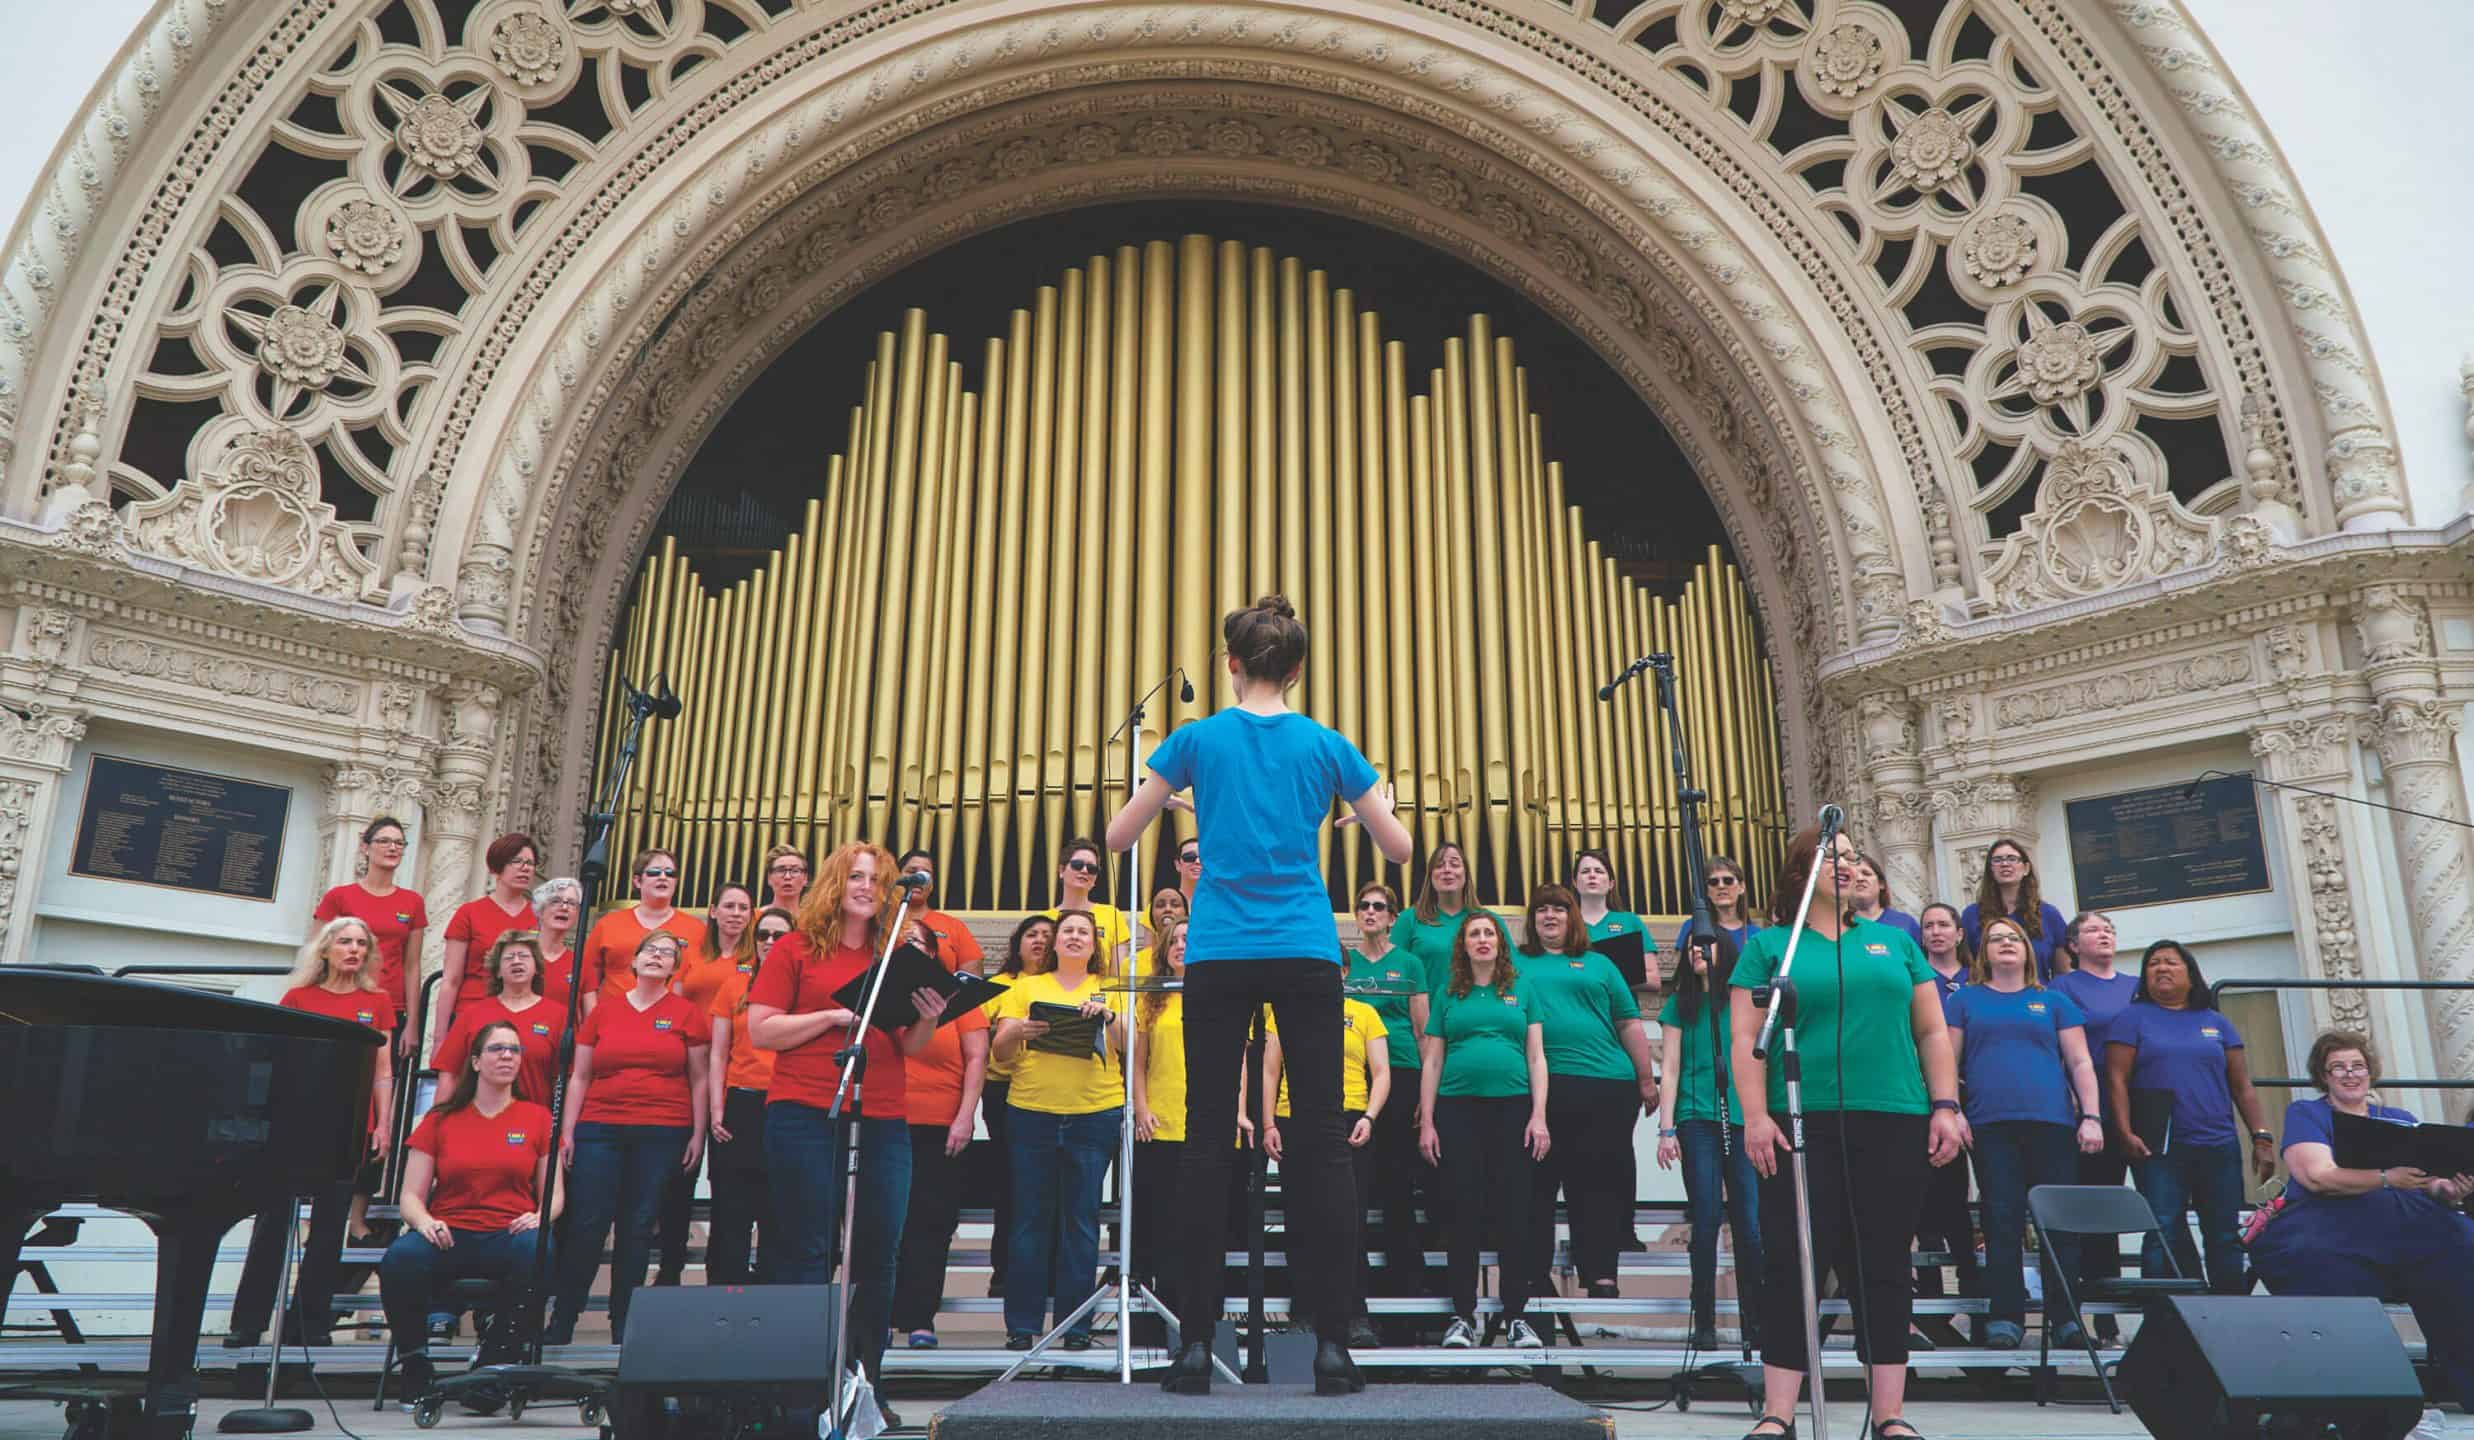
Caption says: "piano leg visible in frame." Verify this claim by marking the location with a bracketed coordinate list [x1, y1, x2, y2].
[1, 1205, 37, 1320]
[138, 1210, 247, 1440]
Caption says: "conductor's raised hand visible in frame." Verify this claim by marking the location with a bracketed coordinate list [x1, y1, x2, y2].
[1744, 1113, 1787, 1178]
[1334, 780, 1396, 829]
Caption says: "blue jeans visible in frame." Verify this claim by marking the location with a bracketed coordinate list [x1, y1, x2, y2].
[2133, 1139, 2247, 1294]
[554, 1122, 686, 1341]
[2252, 1198, 2474, 1411]
[1678, 1120, 1763, 1329]
[1004, 1105, 1121, 1339]
[1971, 1120, 2080, 1327]
[764, 1103, 911, 1383]
[382, 1227, 547, 1356]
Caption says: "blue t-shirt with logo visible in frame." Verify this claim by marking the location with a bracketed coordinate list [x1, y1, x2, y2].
[2266, 1097, 2445, 1253]
[1960, 901, 2072, 983]
[1944, 984, 2086, 1127]
[2110, 1002, 2244, 1148]
[2051, 969, 2140, 1056]
[1148, 707, 1379, 965]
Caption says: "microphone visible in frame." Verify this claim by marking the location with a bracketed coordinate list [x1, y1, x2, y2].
[895, 870, 933, 891]
[1179, 669, 1195, 703]
[1817, 803, 1845, 835]
[0, 697, 33, 724]
[625, 674, 683, 721]
[1596, 680, 1616, 703]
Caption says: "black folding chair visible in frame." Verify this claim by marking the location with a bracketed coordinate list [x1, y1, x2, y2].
[2027, 1184, 2207, 1411]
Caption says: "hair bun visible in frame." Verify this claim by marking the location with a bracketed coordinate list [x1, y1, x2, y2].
[1253, 594, 1297, 621]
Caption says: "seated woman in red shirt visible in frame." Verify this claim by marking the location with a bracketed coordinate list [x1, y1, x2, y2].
[548, 930, 710, 1345]
[230, 916, 400, 1348]
[428, 931, 567, 1103]
[383, 1021, 557, 1404]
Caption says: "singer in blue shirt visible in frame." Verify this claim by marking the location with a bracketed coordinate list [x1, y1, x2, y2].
[1107, 595, 1412, 1399]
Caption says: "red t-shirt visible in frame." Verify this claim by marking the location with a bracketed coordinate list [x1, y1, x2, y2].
[430, 995, 569, 1105]
[538, 950, 577, 1013]
[576, 991, 709, 1126]
[312, 884, 428, 1006]
[747, 934, 907, 1119]
[408, 1099, 553, 1231]
[282, 984, 398, 1135]
[445, 898, 538, 1010]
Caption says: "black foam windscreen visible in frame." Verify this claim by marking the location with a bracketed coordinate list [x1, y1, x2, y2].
[2115, 1295, 2422, 1440]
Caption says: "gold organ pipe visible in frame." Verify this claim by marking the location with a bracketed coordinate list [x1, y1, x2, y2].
[591, 241, 1793, 922]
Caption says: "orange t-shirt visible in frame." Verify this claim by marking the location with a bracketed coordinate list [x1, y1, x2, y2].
[676, 951, 739, 1014]
[583, 908, 707, 1003]
[903, 1006, 989, 1127]
[706, 963, 778, 1092]
[915, 909, 985, 975]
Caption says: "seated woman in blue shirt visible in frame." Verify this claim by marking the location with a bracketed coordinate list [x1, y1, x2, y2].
[2102, 939, 2274, 1293]
[2248, 1030, 2474, 1423]
[1943, 916, 2104, 1351]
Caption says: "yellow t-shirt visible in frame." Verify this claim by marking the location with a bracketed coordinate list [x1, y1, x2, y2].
[1267, 998, 1387, 1116]
[980, 984, 1020, 1083]
[1138, 993, 1188, 1142]
[1044, 903, 1133, 969]
[992, 969, 1122, 1115]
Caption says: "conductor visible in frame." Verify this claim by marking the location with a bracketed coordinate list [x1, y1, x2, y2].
[1107, 596, 1413, 1398]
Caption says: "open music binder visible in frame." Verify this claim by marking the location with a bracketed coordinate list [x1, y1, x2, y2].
[830, 944, 1009, 1032]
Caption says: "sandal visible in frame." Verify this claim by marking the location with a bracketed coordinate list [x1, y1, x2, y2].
[1873, 1422, 1925, 1439]
[1742, 1418, 1796, 1439]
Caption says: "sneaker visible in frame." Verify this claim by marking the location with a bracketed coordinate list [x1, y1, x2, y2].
[1984, 1320, 2025, 1350]
[1440, 1316, 1477, 1349]
[1062, 1333, 1094, 1351]
[1505, 1318, 1543, 1349]
[2408, 1408, 2448, 1440]
[907, 1329, 939, 1349]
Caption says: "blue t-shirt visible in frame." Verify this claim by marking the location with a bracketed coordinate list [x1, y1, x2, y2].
[1944, 984, 2086, 1127]
[1148, 708, 1379, 965]
[2110, 1002, 2243, 1149]
[1870, 908, 1923, 944]
[2051, 969, 2140, 1056]
[1673, 917, 1758, 959]
[1927, 959, 1968, 1014]
[1960, 901, 2072, 983]
[2266, 1097, 2445, 1255]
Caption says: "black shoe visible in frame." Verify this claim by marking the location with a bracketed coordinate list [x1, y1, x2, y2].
[1062, 1333, 1094, 1351]
[878, 1403, 904, 1431]
[1160, 1341, 1213, 1395]
[542, 1317, 576, 1348]
[1313, 1339, 1366, 1395]
[1006, 1332, 1034, 1351]
[396, 1353, 439, 1412]
[221, 1330, 262, 1351]
[1586, 1280, 1620, 1300]
[1691, 1319, 1720, 1351]
[1345, 1315, 1382, 1350]
[1740, 1417, 1795, 1440]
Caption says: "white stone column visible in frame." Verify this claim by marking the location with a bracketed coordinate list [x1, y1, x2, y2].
[0, 705, 87, 966]
[1857, 690, 1933, 908]
[411, 682, 500, 1035]
[2247, 715, 2384, 1036]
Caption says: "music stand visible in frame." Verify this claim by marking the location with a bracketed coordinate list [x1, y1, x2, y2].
[998, 974, 1240, 1386]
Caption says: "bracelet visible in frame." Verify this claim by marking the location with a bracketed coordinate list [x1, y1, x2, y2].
[1930, 1098, 1960, 1113]
[2077, 1115, 2099, 1126]
[1659, 1127, 1679, 1138]
[2250, 1128, 2274, 1143]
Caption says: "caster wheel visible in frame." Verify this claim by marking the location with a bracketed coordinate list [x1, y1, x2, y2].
[577, 1395, 603, 1426]
[413, 1399, 444, 1430]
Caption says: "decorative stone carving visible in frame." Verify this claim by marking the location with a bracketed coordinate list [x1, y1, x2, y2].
[1870, 789, 1934, 911]
[2353, 586, 2432, 665]
[2325, 431, 2407, 531]
[1981, 440, 2216, 611]
[0, 777, 41, 961]
[1930, 774, 2033, 839]
[325, 199, 408, 276]
[0, 705, 85, 766]
[1888, 106, 1980, 197]
[1803, 24, 1883, 100]
[84, 634, 362, 716]
[2293, 795, 2369, 1029]
[51, 501, 129, 560]
[123, 426, 380, 600]
[1858, 691, 1917, 767]
[1957, 207, 2038, 288]
[387, 88, 491, 184]
[24, 607, 74, 674]
[2248, 716, 2354, 783]
[2263, 625, 2311, 684]
[489, 10, 567, 87]
[1992, 648, 2253, 728]
[1934, 696, 1973, 748]
[2367, 698, 2463, 770]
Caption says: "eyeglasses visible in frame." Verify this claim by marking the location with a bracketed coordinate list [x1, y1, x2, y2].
[371, 837, 406, 847]
[1064, 859, 1101, 875]
[2325, 1061, 2371, 1077]
[1989, 855, 2026, 867]
[641, 867, 677, 879]
[768, 863, 808, 876]
[480, 1044, 525, 1057]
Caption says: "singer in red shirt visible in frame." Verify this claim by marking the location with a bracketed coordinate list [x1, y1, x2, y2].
[437, 833, 539, 1043]
[428, 931, 567, 1103]
[382, 1020, 558, 1402]
[750, 841, 948, 1398]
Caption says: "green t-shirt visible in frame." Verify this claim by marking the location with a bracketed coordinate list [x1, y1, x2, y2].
[1727, 918, 1933, 1115]
[1387, 905, 1501, 996]
[1515, 947, 1639, 1081]
[1346, 947, 1425, 1072]
[1423, 980, 1534, 1098]
[1657, 988, 1742, 1125]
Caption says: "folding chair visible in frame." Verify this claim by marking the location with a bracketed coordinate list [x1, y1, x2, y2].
[2027, 1184, 2207, 1412]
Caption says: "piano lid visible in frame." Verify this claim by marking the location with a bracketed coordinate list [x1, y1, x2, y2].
[0, 966, 386, 1044]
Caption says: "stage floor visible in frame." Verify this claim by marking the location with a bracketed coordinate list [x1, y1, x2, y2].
[8, 1391, 2425, 1440]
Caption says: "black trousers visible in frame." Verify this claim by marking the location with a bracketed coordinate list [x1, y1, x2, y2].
[890, 1124, 968, 1332]
[655, 1149, 701, 1284]
[1912, 1142, 1982, 1302]
[1528, 1075, 1639, 1289]
[1368, 1090, 1436, 1305]
[1753, 1108, 1929, 1371]
[706, 1087, 771, 1286]
[1132, 1138, 1184, 1326]
[1434, 1095, 1537, 1324]
[980, 1080, 1014, 1295]
[231, 1183, 354, 1343]
[1174, 959, 1359, 1346]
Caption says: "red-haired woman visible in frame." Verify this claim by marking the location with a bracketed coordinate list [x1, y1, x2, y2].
[750, 842, 948, 1397]
[438, 833, 539, 1043]
[383, 1021, 557, 1403]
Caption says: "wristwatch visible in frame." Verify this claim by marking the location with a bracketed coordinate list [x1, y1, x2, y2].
[1930, 1098, 1960, 1114]
[2250, 1128, 2274, 1143]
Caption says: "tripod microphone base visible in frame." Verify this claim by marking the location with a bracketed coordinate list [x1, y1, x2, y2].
[215, 1409, 312, 1433]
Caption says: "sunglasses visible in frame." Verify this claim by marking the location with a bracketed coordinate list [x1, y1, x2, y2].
[1357, 900, 1391, 912]
[641, 867, 677, 879]
[1707, 876, 1740, 887]
[1178, 851, 1200, 864]
[756, 929, 791, 943]
[1063, 859, 1101, 875]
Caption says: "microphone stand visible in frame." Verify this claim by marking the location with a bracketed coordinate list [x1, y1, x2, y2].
[824, 881, 923, 1438]
[1636, 655, 1756, 1400]
[426, 674, 675, 1425]
[1749, 814, 1844, 1440]
[2190, 768, 2474, 831]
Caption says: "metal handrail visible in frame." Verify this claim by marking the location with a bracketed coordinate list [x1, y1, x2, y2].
[2213, 976, 2474, 1090]
[110, 964, 291, 979]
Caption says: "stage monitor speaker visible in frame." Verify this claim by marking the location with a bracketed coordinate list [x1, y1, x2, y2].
[614, 1284, 840, 1440]
[2115, 1294, 2423, 1440]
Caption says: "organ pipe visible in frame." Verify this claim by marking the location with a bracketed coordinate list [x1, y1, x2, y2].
[597, 237, 1787, 917]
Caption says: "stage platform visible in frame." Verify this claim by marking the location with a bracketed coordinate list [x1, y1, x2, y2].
[927, 1380, 1612, 1440]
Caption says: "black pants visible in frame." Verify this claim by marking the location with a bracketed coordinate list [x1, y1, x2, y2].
[1753, 1109, 1929, 1371]
[1529, 1075, 1639, 1289]
[2075, 1134, 2128, 1289]
[1174, 958, 1359, 1346]
[981, 1080, 1014, 1295]
[890, 1124, 968, 1333]
[1341, 1109, 1375, 1326]
[655, 1149, 701, 1285]
[1132, 1138, 1185, 1327]
[1435, 1095, 1537, 1324]
[231, 1182, 356, 1344]
[706, 1087, 771, 1285]
[1912, 1143, 1982, 1304]
[1368, 1084, 1436, 1308]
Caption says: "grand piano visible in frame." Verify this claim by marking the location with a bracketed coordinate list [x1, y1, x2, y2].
[1, 968, 382, 1440]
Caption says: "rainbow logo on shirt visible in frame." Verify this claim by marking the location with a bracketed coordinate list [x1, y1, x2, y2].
[505, 1131, 529, 1146]
[1865, 943, 1890, 955]
[355, 1010, 376, 1025]
[2027, 1002, 2048, 1015]
[530, 1022, 552, 1036]
[395, 912, 413, 925]
[653, 1017, 675, 1031]
[1500, 992, 1520, 1005]
[2201, 1027, 2221, 1039]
